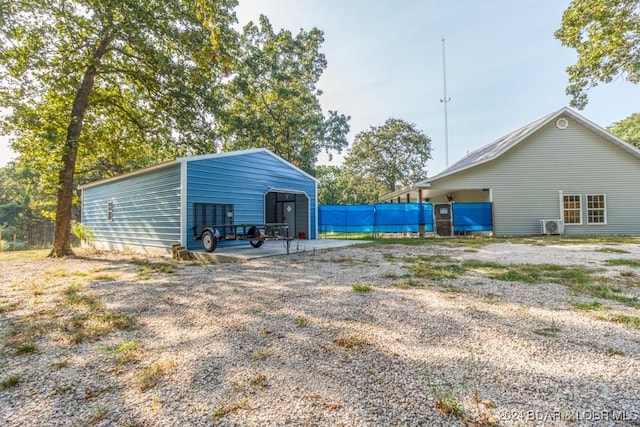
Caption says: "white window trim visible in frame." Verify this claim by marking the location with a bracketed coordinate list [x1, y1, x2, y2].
[586, 194, 607, 225]
[561, 193, 583, 226]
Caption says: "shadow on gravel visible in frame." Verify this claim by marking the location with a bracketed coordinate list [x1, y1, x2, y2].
[1, 248, 639, 426]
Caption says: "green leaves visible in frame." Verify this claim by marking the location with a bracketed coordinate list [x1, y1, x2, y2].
[338, 119, 432, 204]
[216, 15, 349, 173]
[607, 112, 640, 148]
[0, 0, 239, 255]
[555, 0, 640, 109]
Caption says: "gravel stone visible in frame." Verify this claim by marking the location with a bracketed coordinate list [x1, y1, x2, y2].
[0, 241, 639, 426]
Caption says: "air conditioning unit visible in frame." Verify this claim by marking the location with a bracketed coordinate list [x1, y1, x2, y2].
[540, 219, 564, 235]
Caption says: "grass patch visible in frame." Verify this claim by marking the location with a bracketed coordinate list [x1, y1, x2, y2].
[596, 313, 640, 329]
[582, 283, 639, 306]
[0, 301, 19, 313]
[490, 269, 538, 283]
[403, 254, 452, 263]
[330, 256, 357, 265]
[133, 359, 177, 391]
[595, 247, 630, 254]
[352, 283, 372, 293]
[435, 393, 464, 419]
[461, 259, 505, 270]
[606, 347, 624, 356]
[45, 268, 72, 278]
[571, 300, 603, 311]
[90, 271, 122, 281]
[29, 282, 46, 296]
[63, 283, 83, 295]
[13, 341, 36, 355]
[137, 263, 176, 280]
[483, 297, 503, 305]
[106, 340, 143, 365]
[252, 346, 275, 361]
[333, 334, 369, 350]
[86, 311, 135, 335]
[50, 359, 70, 369]
[533, 320, 561, 338]
[351, 235, 640, 250]
[427, 381, 464, 419]
[65, 309, 135, 345]
[212, 398, 248, 419]
[59, 284, 135, 344]
[411, 262, 465, 280]
[66, 292, 102, 309]
[382, 253, 397, 261]
[604, 258, 640, 267]
[7, 310, 58, 347]
[486, 262, 594, 288]
[296, 317, 308, 328]
[0, 375, 22, 390]
[394, 276, 423, 289]
[0, 249, 49, 262]
[251, 373, 269, 389]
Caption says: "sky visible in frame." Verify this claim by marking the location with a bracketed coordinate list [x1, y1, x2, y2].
[2, 0, 640, 176]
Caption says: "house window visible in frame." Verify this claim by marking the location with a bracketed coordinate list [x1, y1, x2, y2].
[563, 194, 582, 224]
[107, 201, 113, 221]
[587, 194, 606, 224]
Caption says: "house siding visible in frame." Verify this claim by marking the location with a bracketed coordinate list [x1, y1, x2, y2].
[428, 115, 640, 236]
[185, 151, 316, 250]
[81, 164, 181, 252]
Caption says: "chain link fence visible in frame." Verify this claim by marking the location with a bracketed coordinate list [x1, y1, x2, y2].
[0, 220, 56, 251]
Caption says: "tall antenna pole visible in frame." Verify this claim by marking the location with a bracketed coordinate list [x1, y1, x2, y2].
[440, 36, 451, 167]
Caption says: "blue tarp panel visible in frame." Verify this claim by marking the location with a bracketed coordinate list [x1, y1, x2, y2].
[375, 203, 434, 233]
[452, 202, 493, 231]
[319, 203, 493, 234]
[319, 204, 375, 233]
[319, 203, 435, 233]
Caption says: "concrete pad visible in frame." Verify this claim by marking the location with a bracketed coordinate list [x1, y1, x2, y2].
[189, 239, 367, 263]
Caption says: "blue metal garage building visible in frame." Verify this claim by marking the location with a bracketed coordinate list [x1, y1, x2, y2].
[79, 148, 318, 254]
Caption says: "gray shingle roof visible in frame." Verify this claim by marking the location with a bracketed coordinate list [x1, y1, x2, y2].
[416, 106, 640, 186]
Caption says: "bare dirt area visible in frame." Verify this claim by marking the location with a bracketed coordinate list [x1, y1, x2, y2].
[1, 240, 639, 427]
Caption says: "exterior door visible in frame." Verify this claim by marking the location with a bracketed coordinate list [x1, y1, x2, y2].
[283, 201, 295, 237]
[434, 203, 452, 237]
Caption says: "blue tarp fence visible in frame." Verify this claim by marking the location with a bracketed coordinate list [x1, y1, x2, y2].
[451, 202, 494, 232]
[318, 202, 492, 235]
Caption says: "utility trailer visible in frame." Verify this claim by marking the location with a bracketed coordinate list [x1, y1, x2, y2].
[193, 223, 292, 253]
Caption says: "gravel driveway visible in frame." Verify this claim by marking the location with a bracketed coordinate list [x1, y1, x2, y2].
[1, 240, 639, 426]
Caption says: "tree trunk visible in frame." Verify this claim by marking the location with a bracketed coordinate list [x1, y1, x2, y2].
[49, 35, 113, 258]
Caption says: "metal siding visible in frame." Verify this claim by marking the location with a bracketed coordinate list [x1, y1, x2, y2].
[428, 116, 640, 236]
[81, 165, 182, 251]
[185, 151, 317, 250]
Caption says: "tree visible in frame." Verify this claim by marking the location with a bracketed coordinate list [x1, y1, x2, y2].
[555, 0, 640, 109]
[0, 0, 238, 257]
[608, 113, 640, 148]
[338, 118, 432, 204]
[0, 162, 46, 243]
[315, 165, 347, 205]
[216, 15, 350, 173]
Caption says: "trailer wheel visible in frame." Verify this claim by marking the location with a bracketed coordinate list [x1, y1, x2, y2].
[248, 226, 263, 248]
[202, 230, 217, 252]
